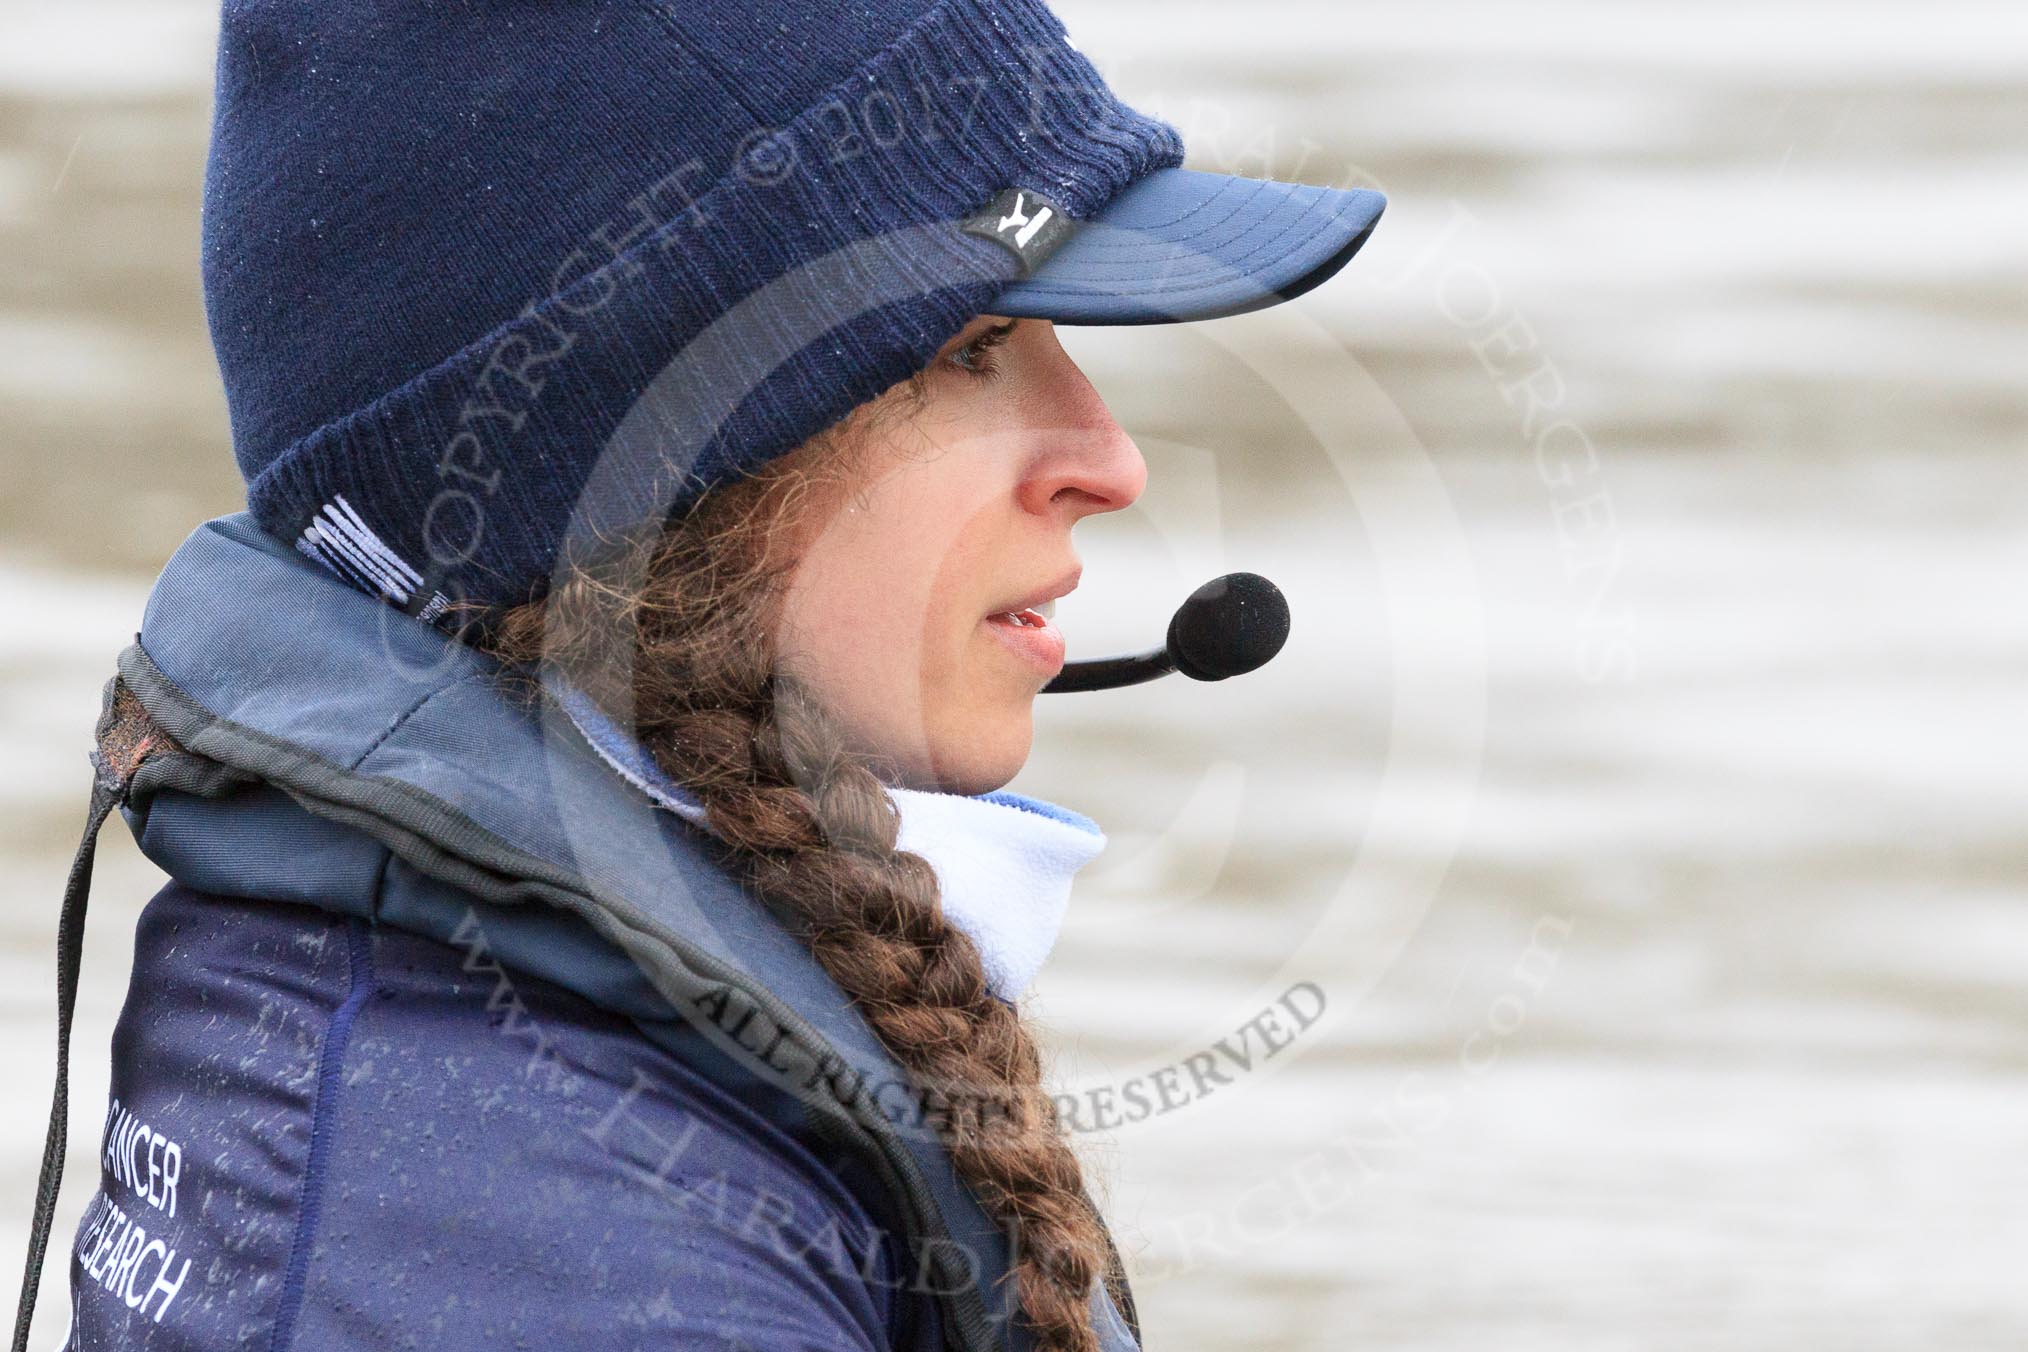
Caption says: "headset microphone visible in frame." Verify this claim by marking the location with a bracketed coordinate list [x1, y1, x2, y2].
[1042, 572, 1292, 694]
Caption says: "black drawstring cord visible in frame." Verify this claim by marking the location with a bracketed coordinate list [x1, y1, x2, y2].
[10, 771, 120, 1352]
[15, 675, 169, 1352]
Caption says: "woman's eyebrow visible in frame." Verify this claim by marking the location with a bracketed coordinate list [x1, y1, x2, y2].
[970, 318, 1019, 346]
[942, 317, 1019, 353]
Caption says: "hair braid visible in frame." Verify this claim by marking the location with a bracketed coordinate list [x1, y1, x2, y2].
[482, 433, 1127, 1351]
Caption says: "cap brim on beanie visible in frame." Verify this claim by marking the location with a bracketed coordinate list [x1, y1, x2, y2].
[986, 167, 1386, 326]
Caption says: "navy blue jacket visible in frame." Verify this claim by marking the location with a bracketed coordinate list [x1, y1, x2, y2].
[54, 515, 1142, 1352]
[73, 882, 910, 1350]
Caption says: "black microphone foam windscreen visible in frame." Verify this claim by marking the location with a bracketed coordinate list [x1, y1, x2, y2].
[1166, 572, 1291, 681]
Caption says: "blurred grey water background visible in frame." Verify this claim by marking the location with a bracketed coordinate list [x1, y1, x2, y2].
[3, 1, 2025, 1348]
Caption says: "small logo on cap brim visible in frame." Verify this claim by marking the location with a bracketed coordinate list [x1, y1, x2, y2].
[960, 188, 1079, 278]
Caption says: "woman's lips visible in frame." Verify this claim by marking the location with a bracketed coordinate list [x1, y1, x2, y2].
[984, 607, 1067, 675]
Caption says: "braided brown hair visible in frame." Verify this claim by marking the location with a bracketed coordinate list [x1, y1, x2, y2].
[481, 378, 1128, 1352]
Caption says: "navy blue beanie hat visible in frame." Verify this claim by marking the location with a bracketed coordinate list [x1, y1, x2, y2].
[201, 0, 1386, 626]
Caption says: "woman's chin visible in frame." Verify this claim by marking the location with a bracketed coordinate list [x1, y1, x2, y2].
[923, 708, 1034, 797]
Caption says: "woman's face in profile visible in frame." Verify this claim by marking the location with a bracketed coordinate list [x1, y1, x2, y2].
[775, 315, 1147, 796]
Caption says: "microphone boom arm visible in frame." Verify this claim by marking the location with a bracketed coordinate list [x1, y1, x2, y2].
[1040, 647, 1174, 694]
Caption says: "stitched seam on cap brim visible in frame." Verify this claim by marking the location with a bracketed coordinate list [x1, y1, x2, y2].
[1043, 175, 1279, 291]
[1049, 180, 1323, 271]
[1013, 186, 1373, 301]
[1089, 190, 1328, 286]
[1052, 176, 1299, 258]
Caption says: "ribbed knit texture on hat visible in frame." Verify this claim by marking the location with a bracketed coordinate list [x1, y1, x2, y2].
[200, 0, 1184, 624]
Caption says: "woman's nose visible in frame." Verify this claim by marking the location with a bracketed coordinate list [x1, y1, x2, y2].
[1022, 419, 1147, 520]
[1017, 348, 1148, 520]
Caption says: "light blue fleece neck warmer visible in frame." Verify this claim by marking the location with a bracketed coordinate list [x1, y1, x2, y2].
[552, 683, 1106, 1004]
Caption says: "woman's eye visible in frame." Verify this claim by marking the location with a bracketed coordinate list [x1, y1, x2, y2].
[947, 322, 1015, 377]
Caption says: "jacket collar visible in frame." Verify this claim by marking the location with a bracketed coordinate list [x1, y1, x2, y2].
[550, 681, 1105, 1005]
